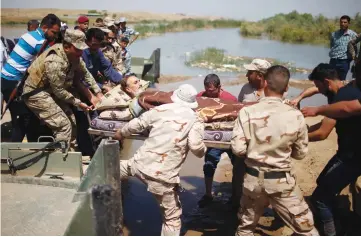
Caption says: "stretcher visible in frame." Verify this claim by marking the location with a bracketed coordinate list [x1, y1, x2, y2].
[87, 127, 232, 150]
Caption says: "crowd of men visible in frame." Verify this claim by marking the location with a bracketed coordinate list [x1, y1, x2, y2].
[1, 13, 139, 156]
[0, 12, 361, 236]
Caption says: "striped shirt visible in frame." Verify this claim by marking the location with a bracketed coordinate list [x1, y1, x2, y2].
[1, 28, 45, 81]
[329, 29, 358, 60]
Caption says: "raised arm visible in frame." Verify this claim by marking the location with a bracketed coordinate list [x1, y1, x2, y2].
[290, 86, 319, 106]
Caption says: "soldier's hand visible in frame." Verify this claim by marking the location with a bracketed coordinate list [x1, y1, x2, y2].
[78, 102, 93, 111]
[113, 130, 123, 141]
[96, 92, 104, 99]
[289, 97, 301, 107]
[90, 96, 100, 107]
[301, 106, 319, 117]
[102, 85, 112, 93]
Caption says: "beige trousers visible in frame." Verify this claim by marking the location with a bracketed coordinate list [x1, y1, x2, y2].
[236, 173, 319, 236]
[119, 159, 182, 236]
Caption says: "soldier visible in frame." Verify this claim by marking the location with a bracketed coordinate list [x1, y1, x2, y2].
[22, 29, 102, 149]
[113, 84, 206, 235]
[117, 37, 131, 75]
[76, 16, 89, 33]
[1, 13, 61, 142]
[231, 65, 318, 235]
[238, 59, 271, 103]
[115, 17, 139, 46]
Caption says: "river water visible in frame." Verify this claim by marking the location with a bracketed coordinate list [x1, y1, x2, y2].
[2, 26, 335, 79]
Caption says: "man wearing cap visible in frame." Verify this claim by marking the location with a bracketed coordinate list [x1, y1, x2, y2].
[238, 59, 271, 103]
[22, 29, 101, 149]
[232, 65, 318, 235]
[76, 16, 89, 33]
[115, 17, 139, 46]
[114, 84, 206, 236]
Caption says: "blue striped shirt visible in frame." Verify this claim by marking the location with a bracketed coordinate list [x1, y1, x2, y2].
[329, 29, 358, 60]
[1, 28, 45, 81]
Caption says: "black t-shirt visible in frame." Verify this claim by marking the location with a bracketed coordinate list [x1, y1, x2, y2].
[331, 85, 361, 156]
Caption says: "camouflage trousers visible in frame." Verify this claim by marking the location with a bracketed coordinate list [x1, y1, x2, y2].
[236, 171, 319, 236]
[24, 91, 76, 146]
[120, 159, 182, 236]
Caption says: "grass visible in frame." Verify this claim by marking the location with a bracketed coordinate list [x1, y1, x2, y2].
[238, 11, 361, 45]
[184, 47, 310, 73]
[134, 18, 244, 38]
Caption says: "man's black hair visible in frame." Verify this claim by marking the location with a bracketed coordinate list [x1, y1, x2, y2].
[95, 18, 103, 23]
[86, 28, 105, 42]
[27, 20, 39, 29]
[308, 63, 339, 82]
[340, 15, 351, 23]
[204, 73, 220, 87]
[40, 14, 61, 28]
[120, 37, 129, 43]
[265, 65, 290, 94]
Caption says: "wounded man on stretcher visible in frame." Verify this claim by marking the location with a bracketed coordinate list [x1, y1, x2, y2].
[90, 74, 255, 143]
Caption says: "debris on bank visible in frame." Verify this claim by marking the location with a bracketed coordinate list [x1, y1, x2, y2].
[184, 47, 311, 74]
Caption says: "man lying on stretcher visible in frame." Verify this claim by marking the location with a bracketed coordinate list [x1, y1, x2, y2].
[94, 73, 156, 120]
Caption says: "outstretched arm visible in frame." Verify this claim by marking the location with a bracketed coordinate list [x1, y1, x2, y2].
[302, 99, 361, 119]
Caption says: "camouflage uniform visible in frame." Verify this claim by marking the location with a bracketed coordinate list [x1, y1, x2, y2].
[101, 45, 116, 66]
[231, 97, 318, 236]
[23, 30, 100, 145]
[118, 103, 204, 235]
[112, 47, 131, 75]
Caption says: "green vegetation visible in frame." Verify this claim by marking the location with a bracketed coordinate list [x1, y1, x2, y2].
[185, 47, 310, 73]
[239, 11, 361, 45]
[88, 10, 98, 14]
[134, 18, 244, 37]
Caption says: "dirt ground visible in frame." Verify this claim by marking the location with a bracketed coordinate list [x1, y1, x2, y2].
[1, 8, 220, 24]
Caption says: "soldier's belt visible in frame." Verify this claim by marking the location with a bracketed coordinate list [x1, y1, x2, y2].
[246, 167, 286, 179]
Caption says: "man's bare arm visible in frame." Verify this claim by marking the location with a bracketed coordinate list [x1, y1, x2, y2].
[308, 117, 336, 142]
[302, 100, 361, 119]
[290, 86, 319, 106]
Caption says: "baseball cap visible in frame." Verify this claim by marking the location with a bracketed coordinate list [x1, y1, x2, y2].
[103, 16, 115, 27]
[77, 15, 89, 24]
[63, 29, 88, 50]
[92, 22, 111, 33]
[244, 59, 271, 74]
[171, 84, 198, 109]
[115, 17, 126, 24]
